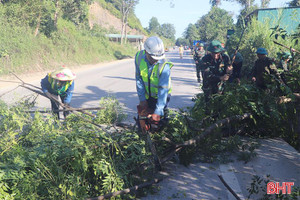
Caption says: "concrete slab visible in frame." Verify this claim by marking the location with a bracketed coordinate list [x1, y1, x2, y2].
[140, 138, 300, 200]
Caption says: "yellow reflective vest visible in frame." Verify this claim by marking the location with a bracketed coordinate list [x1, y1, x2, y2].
[135, 50, 173, 99]
[48, 73, 73, 95]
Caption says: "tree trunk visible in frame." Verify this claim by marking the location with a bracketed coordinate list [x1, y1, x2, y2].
[124, 21, 128, 44]
[54, 0, 59, 28]
[121, 18, 125, 45]
[34, 12, 41, 37]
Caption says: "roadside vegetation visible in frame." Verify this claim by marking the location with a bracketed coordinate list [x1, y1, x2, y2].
[0, 0, 141, 77]
[0, 59, 299, 199]
[0, 0, 299, 200]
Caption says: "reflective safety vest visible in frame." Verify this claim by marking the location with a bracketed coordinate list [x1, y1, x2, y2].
[136, 50, 173, 99]
[48, 73, 73, 95]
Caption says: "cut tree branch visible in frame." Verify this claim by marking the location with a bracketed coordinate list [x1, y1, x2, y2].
[26, 107, 104, 113]
[218, 174, 242, 200]
[175, 113, 251, 149]
[159, 113, 252, 165]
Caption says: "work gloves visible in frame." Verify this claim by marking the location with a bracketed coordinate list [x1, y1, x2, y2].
[137, 101, 161, 132]
[137, 101, 150, 132]
[137, 101, 149, 116]
[150, 114, 160, 125]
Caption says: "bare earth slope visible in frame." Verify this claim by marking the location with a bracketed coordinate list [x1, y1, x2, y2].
[88, 2, 142, 35]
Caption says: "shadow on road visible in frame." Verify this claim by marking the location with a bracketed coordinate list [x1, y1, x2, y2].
[104, 76, 136, 81]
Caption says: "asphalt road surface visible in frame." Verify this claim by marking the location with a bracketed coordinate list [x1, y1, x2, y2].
[0, 48, 199, 123]
[0, 48, 299, 200]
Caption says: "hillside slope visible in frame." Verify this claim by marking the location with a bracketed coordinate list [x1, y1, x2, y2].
[89, 2, 144, 35]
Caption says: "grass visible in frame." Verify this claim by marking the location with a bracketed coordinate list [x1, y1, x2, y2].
[0, 14, 137, 77]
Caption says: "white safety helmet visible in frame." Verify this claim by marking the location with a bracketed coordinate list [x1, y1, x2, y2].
[144, 36, 165, 60]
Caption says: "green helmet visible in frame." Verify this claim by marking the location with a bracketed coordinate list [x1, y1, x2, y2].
[256, 48, 268, 55]
[231, 52, 243, 63]
[207, 40, 224, 53]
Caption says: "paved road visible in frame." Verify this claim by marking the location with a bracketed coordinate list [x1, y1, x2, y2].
[1, 48, 299, 200]
[0, 48, 199, 123]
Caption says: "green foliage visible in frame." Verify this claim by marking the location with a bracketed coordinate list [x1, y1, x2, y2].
[146, 17, 176, 40]
[288, 0, 300, 7]
[0, 97, 151, 199]
[61, 0, 89, 25]
[227, 18, 299, 77]
[175, 37, 190, 46]
[151, 108, 260, 166]
[0, 0, 139, 76]
[159, 23, 176, 40]
[147, 17, 160, 35]
[192, 74, 299, 148]
[247, 175, 300, 199]
[183, 23, 199, 45]
[195, 7, 234, 42]
[94, 96, 127, 124]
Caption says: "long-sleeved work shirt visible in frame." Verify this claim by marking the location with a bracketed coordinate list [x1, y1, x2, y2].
[251, 57, 278, 88]
[135, 53, 171, 116]
[41, 75, 74, 104]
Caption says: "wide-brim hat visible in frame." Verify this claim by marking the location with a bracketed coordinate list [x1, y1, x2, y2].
[50, 67, 76, 81]
[207, 40, 224, 53]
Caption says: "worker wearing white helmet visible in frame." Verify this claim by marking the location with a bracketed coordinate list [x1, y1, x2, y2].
[135, 36, 173, 130]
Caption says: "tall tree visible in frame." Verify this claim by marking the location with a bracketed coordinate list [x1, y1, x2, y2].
[2, 0, 56, 37]
[288, 0, 300, 6]
[175, 37, 189, 46]
[209, 0, 221, 7]
[101, 0, 138, 44]
[148, 17, 160, 34]
[195, 7, 234, 42]
[183, 23, 199, 45]
[159, 23, 176, 40]
[118, 0, 138, 44]
[260, 0, 270, 8]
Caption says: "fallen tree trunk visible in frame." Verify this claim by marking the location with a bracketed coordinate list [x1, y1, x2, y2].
[175, 113, 251, 149]
[218, 174, 242, 200]
[160, 113, 252, 165]
[6, 77, 110, 132]
[26, 107, 104, 113]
